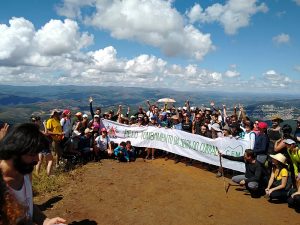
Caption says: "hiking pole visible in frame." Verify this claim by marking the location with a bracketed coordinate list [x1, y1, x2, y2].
[225, 183, 240, 194]
[219, 152, 227, 194]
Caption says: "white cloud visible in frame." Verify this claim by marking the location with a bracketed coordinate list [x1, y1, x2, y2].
[56, 0, 214, 60]
[0, 17, 298, 92]
[187, 0, 268, 35]
[294, 65, 300, 72]
[272, 33, 290, 45]
[263, 70, 292, 87]
[224, 70, 240, 78]
[35, 19, 93, 56]
[293, 0, 300, 6]
[0, 17, 93, 67]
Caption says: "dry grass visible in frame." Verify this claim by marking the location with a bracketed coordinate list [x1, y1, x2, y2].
[32, 168, 66, 196]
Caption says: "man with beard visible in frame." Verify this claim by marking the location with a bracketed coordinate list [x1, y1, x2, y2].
[0, 123, 66, 225]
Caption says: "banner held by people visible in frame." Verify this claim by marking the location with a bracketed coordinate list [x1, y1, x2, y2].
[101, 119, 249, 172]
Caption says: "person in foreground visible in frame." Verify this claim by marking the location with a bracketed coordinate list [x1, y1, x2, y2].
[0, 123, 66, 225]
[220, 149, 265, 198]
[265, 153, 290, 202]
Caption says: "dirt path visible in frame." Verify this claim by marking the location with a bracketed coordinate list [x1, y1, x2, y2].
[35, 159, 299, 225]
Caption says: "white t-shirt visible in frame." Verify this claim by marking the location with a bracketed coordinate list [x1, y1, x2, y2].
[10, 174, 33, 219]
[243, 131, 256, 150]
[95, 135, 110, 151]
[60, 118, 72, 138]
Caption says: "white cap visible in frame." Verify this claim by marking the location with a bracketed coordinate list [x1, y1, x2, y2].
[211, 123, 221, 132]
[83, 114, 88, 118]
[283, 139, 296, 145]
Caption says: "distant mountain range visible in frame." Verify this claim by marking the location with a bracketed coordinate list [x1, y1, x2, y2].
[0, 85, 299, 124]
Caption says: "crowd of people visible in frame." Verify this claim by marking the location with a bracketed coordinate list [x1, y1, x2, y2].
[1, 97, 300, 224]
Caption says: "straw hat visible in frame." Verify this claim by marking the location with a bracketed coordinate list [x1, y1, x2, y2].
[271, 115, 283, 123]
[269, 153, 287, 165]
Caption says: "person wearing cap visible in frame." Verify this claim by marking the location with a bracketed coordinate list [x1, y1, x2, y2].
[274, 124, 295, 155]
[265, 153, 291, 202]
[285, 138, 300, 209]
[46, 110, 64, 168]
[267, 115, 283, 154]
[221, 149, 264, 198]
[157, 112, 168, 128]
[72, 112, 84, 136]
[253, 122, 269, 164]
[60, 109, 72, 146]
[95, 128, 113, 160]
[284, 139, 300, 185]
[88, 114, 101, 134]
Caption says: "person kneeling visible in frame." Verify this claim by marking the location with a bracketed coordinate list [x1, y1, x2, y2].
[114, 142, 130, 163]
[221, 149, 265, 198]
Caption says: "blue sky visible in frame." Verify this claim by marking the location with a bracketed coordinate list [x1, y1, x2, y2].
[0, 0, 299, 93]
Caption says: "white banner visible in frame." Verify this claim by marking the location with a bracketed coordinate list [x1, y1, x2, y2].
[102, 119, 248, 172]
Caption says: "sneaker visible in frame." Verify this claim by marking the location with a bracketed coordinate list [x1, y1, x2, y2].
[152, 156, 155, 160]
[145, 156, 150, 160]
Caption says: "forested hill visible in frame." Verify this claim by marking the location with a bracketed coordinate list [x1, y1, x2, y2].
[0, 85, 299, 124]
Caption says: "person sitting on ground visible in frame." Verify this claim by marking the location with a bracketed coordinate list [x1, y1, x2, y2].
[220, 149, 265, 198]
[114, 142, 129, 162]
[95, 128, 112, 160]
[126, 141, 136, 162]
[265, 153, 291, 202]
[0, 123, 66, 225]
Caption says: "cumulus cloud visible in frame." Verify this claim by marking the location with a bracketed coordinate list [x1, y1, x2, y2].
[0, 17, 93, 67]
[224, 64, 240, 78]
[263, 70, 292, 87]
[56, 0, 214, 60]
[186, 0, 268, 35]
[272, 33, 290, 45]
